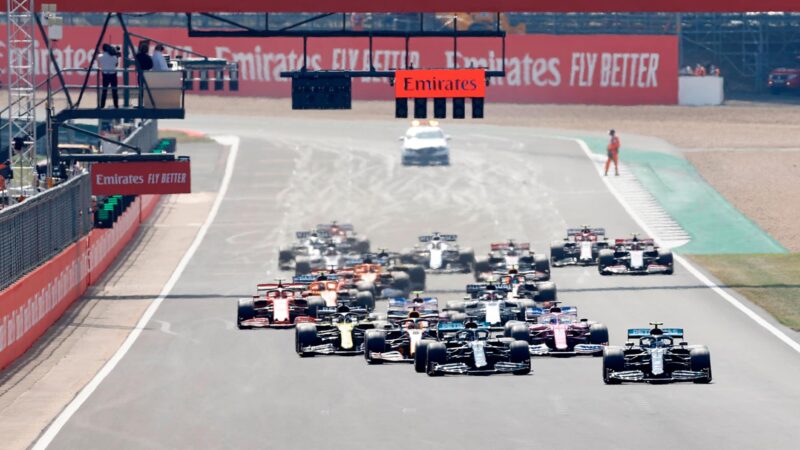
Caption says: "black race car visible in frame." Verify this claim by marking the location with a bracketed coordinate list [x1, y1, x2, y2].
[414, 322, 531, 376]
[597, 235, 674, 275]
[602, 323, 711, 384]
[550, 226, 610, 267]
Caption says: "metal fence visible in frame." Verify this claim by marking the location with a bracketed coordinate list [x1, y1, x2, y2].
[0, 173, 92, 291]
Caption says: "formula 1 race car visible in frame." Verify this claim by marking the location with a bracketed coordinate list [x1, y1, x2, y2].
[347, 255, 426, 297]
[294, 306, 375, 356]
[237, 281, 322, 329]
[400, 233, 475, 273]
[504, 303, 608, 356]
[278, 222, 369, 272]
[550, 226, 610, 267]
[386, 293, 440, 321]
[293, 273, 375, 311]
[474, 240, 550, 281]
[364, 312, 439, 364]
[602, 323, 711, 384]
[597, 235, 674, 275]
[414, 322, 531, 376]
[495, 272, 557, 304]
[278, 230, 327, 272]
[442, 283, 545, 330]
[315, 222, 370, 254]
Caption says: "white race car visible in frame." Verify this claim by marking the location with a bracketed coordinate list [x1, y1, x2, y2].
[400, 120, 450, 166]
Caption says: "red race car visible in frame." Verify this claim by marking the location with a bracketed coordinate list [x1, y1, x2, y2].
[237, 281, 322, 329]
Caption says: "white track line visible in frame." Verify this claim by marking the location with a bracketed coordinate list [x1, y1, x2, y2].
[33, 136, 240, 449]
[570, 137, 800, 355]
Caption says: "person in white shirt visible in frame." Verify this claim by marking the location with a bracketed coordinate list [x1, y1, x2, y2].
[152, 44, 169, 71]
[98, 44, 119, 108]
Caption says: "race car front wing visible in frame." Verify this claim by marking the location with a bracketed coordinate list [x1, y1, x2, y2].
[529, 343, 604, 356]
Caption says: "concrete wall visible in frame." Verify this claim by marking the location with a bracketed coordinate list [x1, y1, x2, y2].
[679, 76, 724, 106]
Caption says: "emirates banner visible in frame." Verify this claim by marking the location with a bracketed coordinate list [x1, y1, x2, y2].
[1, 25, 677, 104]
[91, 161, 191, 195]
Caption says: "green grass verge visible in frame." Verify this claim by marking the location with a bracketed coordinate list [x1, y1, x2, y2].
[159, 129, 212, 144]
[691, 254, 800, 331]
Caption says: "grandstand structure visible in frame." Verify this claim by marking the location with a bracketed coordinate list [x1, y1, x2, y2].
[29, 12, 800, 92]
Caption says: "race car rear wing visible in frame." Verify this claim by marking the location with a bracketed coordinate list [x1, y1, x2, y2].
[296, 230, 334, 239]
[490, 242, 530, 251]
[567, 228, 606, 236]
[256, 283, 306, 291]
[627, 328, 684, 338]
[388, 297, 439, 310]
[466, 283, 512, 294]
[615, 238, 655, 246]
[526, 306, 577, 317]
[292, 274, 339, 284]
[317, 223, 354, 231]
[419, 234, 458, 242]
[437, 321, 492, 331]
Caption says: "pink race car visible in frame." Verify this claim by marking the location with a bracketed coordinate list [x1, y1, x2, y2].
[503, 302, 609, 356]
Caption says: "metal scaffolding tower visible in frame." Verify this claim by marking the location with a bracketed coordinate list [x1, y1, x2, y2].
[5, 0, 37, 197]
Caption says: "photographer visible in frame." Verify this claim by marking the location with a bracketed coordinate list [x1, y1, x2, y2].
[98, 43, 119, 108]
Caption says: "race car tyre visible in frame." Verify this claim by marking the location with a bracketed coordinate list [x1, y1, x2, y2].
[509, 341, 532, 375]
[589, 323, 610, 347]
[514, 299, 536, 320]
[391, 271, 411, 293]
[657, 249, 674, 275]
[458, 250, 476, 272]
[356, 291, 375, 312]
[533, 254, 551, 280]
[690, 346, 712, 384]
[278, 250, 294, 267]
[295, 261, 311, 276]
[399, 250, 416, 264]
[355, 239, 370, 254]
[402, 157, 412, 166]
[447, 312, 468, 322]
[237, 298, 255, 330]
[441, 156, 450, 166]
[446, 300, 466, 312]
[364, 330, 386, 364]
[355, 280, 375, 294]
[507, 323, 530, 342]
[550, 241, 565, 264]
[602, 347, 625, 384]
[598, 249, 615, 276]
[426, 342, 447, 376]
[415, 340, 434, 373]
[473, 259, 492, 281]
[306, 296, 326, 318]
[295, 323, 318, 357]
[407, 266, 426, 291]
[535, 282, 557, 302]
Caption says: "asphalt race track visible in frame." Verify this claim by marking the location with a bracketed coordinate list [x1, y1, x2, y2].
[47, 116, 800, 449]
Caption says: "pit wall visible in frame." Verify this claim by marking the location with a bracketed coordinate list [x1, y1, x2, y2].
[0, 195, 161, 370]
[0, 25, 678, 105]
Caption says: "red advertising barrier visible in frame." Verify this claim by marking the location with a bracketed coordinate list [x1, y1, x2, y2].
[91, 161, 192, 196]
[0, 238, 89, 370]
[0, 195, 161, 370]
[0, 25, 677, 105]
